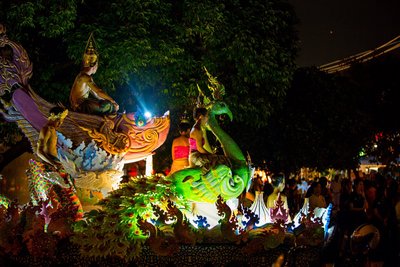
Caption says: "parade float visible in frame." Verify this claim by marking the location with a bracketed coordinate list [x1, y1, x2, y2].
[0, 29, 331, 266]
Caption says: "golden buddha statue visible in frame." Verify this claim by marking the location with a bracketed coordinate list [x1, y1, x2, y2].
[69, 34, 119, 115]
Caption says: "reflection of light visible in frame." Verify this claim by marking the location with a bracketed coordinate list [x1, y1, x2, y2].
[255, 169, 268, 183]
[144, 111, 151, 118]
[185, 202, 222, 229]
[145, 155, 153, 176]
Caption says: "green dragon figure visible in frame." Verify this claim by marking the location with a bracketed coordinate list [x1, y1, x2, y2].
[167, 69, 251, 203]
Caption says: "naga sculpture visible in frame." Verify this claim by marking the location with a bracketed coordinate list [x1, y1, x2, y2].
[0, 29, 170, 201]
[167, 69, 252, 203]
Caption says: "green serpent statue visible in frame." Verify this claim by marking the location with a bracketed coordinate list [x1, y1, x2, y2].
[166, 70, 251, 203]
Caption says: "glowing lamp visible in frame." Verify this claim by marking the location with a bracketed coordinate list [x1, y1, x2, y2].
[144, 111, 151, 118]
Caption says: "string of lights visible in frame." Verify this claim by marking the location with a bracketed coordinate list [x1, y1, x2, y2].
[318, 35, 400, 73]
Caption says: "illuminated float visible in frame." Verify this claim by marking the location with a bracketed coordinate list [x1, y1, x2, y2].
[0, 28, 332, 265]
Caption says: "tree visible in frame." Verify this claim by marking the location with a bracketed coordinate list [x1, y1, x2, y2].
[1, 0, 297, 124]
[259, 67, 372, 173]
[1, 0, 298, 170]
[348, 55, 400, 166]
[243, 55, 400, 173]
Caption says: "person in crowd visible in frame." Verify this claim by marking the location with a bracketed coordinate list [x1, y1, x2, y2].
[374, 173, 386, 201]
[266, 173, 289, 212]
[365, 181, 377, 220]
[308, 181, 327, 211]
[297, 178, 309, 198]
[366, 176, 399, 266]
[319, 176, 332, 206]
[335, 178, 353, 257]
[246, 173, 269, 204]
[263, 178, 274, 199]
[394, 180, 400, 263]
[287, 178, 301, 218]
[348, 178, 368, 232]
[339, 178, 352, 214]
[331, 174, 342, 211]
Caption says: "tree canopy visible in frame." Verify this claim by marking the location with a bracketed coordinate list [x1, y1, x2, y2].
[348, 55, 400, 166]
[0, 0, 299, 171]
[254, 55, 400, 173]
[260, 67, 372, 172]
[0, 0, 298, 126]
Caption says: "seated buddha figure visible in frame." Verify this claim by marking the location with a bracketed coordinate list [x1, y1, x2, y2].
[69, 34, 119, 116]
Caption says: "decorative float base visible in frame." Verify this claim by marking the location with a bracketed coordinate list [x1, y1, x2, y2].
[4, 242, 322, 267]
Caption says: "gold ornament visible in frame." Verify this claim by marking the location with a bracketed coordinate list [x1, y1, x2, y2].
[180, 110, 190, 124]
[48, 109, 68, 121]
[82, 33, 98, 67]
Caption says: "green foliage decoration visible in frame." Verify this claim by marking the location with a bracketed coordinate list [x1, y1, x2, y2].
[71, 173, 190, 260]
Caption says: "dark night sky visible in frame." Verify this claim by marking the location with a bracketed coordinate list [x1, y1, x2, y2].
[289, 0, 400, 66]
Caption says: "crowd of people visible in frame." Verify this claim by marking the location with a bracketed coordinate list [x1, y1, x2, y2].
[247, 169, 400, 266]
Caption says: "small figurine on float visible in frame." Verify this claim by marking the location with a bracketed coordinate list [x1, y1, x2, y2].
[33, 106, 83, 222]
[69, 33, 119, 115]
[170, 111, 191, 174]
[188, 89, 230, 174]
[36, 107, 69, 168]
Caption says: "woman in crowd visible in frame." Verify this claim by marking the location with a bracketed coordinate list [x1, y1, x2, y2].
[308, 181, 327, 211]
[266, 173, 290, 212]
[348, 178, 368, 232]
